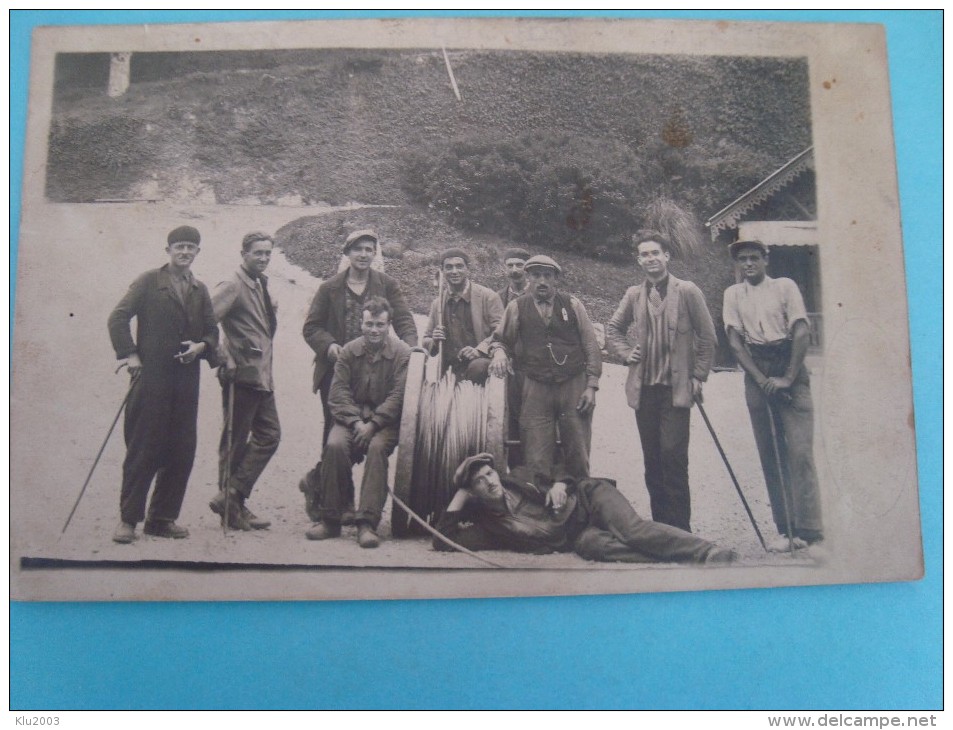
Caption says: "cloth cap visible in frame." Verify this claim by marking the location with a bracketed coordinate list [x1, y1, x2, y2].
[453, 452, 496, 491]
[167, 225, 201, 246]
[524, 254, 561, 274]
[440, 247, 470, 265]
[502, 247, 531, 262]
[728, 239, 769, 258]
[344, 229, 379, 253]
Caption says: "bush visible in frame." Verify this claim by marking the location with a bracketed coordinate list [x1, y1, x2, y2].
[403, 133, 661, 259]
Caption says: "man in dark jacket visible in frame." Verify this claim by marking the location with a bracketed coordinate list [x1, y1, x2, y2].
[300, 229, 417, 518]
[107, 225, 219, 543]
[209, 231, 280, 531]
[433, 453, 736, 564]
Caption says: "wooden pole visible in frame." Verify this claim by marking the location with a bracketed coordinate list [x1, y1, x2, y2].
[441, 46, 462, 101]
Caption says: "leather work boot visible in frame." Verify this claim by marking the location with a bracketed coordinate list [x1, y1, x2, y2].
[112, 521, 136, 544]
[240, 504, 271, 530]
[306, 521, 341, 541]
[143, 520, 190, 539]
[357, 524, 380, 549]
[209, 488, 251, 531]
[298, 470, 322, 522]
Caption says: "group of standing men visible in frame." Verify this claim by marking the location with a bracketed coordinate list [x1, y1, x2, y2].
[107, 223, 822, 561]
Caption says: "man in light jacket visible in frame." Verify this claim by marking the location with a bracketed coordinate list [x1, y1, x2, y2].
[422, 248, 504, 384]
[605, 230, 716, 532]
[209, 231, 281, 531]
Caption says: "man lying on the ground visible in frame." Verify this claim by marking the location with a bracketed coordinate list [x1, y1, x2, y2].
[432, 453, 737, 564]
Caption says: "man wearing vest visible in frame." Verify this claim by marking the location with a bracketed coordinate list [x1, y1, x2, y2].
[605, 230, 716, 532]
[723, 239, 822, 550]
[422, 248, 503, 384]
[209, 231, 281, 531]
[489, 255, 602, 479]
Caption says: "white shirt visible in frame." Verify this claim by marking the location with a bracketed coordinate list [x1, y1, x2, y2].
[722, 276, 809, 345]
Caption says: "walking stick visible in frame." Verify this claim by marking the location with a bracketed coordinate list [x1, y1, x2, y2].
[695, 400, 768, 552]
[436, 268, 445, 370]
[62, 368, 138, 534]
[221, 378, 236, 534]
[765, 397, 796, 554]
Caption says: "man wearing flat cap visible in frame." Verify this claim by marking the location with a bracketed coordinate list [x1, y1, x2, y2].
[433, 452, 736, 564]
[107, 225, 219, 543]
[422, 248, 503, 384]
[489, 255, 602, 479]
[605, 230, 716, 533]
[208, 231, 280, 531]
[300, 229, 417, 519]
[723, 239, 823, 550]
[497, 247, 531, 307]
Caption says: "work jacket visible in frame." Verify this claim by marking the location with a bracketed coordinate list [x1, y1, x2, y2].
[303, 268, 417, 392]
[605, 275, 716, 410]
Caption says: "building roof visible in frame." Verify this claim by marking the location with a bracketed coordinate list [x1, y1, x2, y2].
[705, 146, 814, 237]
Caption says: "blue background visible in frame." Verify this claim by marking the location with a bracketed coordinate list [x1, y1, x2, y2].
[9, 10, 941, 709]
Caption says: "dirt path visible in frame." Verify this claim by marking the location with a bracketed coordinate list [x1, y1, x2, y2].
[11, 201, 819, 591]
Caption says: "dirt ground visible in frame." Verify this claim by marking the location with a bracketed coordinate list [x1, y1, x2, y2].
[11, 201, 823, 591]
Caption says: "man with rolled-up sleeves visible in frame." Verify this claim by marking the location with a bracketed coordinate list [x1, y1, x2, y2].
[723, 239, 822, 550]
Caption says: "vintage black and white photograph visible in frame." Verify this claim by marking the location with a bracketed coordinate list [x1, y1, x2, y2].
[11, 17, 922, 600]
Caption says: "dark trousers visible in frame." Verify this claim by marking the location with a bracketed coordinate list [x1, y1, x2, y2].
[744, 351, 822, 539]
[505, 371, 525, 468]
[317, 368, 335, 448]
[635, 385, 692, 532]
[316, 423, 399, 528]
[218, 384, 281, 499]
[119, 365, 199, 525]
[572, 479, 714, 563]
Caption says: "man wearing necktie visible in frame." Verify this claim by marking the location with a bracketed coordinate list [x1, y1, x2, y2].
[209, 231, 282, 531]
[489, 255, 602, 480]
[606, 231, 716, 532]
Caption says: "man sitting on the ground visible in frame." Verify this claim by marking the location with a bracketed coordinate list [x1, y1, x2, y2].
[433, 453, 737, 564]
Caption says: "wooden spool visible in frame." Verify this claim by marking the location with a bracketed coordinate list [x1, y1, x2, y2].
[392, 353, 508, 538]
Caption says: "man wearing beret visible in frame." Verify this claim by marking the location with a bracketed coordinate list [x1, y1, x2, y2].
[723, 239, 823, 550]
[300, 229, 417, 519]
[489, 255, 602, 479]
[422, 248, 503, 384]
[107, 225, 219, 543]
[605, 230, 716, 533]
[433, 453, 736, 564]
[208, 231, 280, 531]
